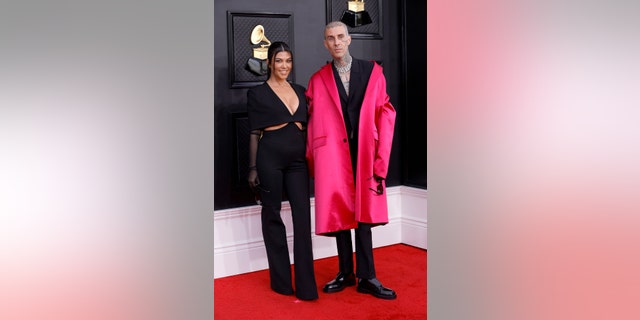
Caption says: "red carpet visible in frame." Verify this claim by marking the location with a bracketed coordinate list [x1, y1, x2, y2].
[214, 244, 427, 319]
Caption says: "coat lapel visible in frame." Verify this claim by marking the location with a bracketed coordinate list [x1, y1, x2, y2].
[319, 63, 343, 114]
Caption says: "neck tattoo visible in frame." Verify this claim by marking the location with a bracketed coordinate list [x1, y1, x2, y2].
[334, 55, 352, 74]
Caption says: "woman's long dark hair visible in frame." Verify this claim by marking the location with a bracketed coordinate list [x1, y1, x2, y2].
[266, 41, 292, 78]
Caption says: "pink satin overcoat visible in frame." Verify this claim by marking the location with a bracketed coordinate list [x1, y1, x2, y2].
[306, 62, 396, 235]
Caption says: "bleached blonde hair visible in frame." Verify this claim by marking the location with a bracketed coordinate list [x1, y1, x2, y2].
[324, 21, 350, 38]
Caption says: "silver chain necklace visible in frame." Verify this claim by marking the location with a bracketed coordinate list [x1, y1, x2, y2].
[334, 57, 352, 73]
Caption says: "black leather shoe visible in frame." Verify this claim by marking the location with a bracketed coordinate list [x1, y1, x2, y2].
[357, 278, 397, 300]
[322, 272, 356, 293]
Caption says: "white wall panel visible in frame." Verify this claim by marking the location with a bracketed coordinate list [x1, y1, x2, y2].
[214, 186, 427, 278]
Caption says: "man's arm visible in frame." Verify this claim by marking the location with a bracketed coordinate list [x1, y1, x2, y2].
[373, 73, 396, 180]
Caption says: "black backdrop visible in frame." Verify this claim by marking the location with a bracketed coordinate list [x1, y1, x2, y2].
[214, 0, 426, 210]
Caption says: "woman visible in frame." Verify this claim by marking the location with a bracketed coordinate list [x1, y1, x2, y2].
[246, 42, 318, 301]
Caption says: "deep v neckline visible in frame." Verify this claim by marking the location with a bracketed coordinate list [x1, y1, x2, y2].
[266, 82, 299, 116]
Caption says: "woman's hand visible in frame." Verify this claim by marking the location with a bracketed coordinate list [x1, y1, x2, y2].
[248, 168, 260, 190]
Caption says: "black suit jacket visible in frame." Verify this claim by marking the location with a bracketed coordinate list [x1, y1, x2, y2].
[332, 58, 375, 173]
[332, 58, 375, 139]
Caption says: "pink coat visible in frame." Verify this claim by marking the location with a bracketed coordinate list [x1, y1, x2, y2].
[306, 62, 396, 235]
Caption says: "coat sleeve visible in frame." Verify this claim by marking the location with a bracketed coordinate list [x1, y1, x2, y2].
[373, 72, 396, 179]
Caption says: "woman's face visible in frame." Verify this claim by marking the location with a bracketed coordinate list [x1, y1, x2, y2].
[269, 50, 292, 81]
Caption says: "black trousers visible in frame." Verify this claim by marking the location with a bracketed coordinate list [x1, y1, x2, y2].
[334, 224, 376, 280]
[256, 123, 317, 300]
[333, 127, 377, 280]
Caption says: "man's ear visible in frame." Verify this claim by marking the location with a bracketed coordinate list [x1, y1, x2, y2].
[323, 40, 329, 50]
[346, 36, 352, 46]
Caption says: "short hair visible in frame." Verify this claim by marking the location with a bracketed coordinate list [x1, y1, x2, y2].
[324, 21, 350, 38]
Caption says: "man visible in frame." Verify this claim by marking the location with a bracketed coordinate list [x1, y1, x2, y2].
[306, 21, 396, 300]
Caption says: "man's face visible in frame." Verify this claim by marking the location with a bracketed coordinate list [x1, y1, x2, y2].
[323, 26, 351, 60]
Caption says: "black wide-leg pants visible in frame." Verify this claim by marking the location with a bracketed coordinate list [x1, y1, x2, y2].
[256, 123, 318, 300]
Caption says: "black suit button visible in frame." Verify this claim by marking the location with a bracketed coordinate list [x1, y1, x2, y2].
[343, 138, 347, 142]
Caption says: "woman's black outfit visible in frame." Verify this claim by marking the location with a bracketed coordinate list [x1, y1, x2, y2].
[247, 82, 318, 300]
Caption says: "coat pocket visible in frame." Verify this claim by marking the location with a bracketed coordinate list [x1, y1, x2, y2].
[312, 136, 327, 149]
